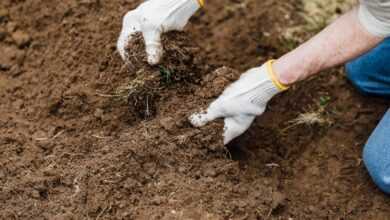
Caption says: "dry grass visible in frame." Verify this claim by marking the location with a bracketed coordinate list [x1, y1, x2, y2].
[288, 112, 328, 126]
[282, 0, 357, 44]
[281, 111, 330, 133]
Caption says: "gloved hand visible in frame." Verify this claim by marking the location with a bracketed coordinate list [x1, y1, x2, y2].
[117, 0, 203, 65]
[189, 60, 288, 144]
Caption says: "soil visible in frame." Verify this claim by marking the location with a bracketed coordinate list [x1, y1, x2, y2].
[0, 0, 389, 219]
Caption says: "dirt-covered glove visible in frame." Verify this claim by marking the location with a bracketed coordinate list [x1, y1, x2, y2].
[117, 0, 204, 65]
[189, 60, 288, 144]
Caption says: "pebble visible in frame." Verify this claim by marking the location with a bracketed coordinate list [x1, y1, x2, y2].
[0, 62, 11, 71]
[30, 189, 41, 199]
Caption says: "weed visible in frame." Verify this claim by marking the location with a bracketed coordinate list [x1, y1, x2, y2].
[319, 95, 331, 107]
[289, 112, 327, 126]
[159, 66, 173, 85]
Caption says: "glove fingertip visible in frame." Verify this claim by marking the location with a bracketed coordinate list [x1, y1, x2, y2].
[146, 48, 162, 65]
[223, 133, 234, 145]
[142, 28, 163, 65]
[188, 112, 209, 127]
[223, 115, 255, 145]
[223, 118, 239, 145]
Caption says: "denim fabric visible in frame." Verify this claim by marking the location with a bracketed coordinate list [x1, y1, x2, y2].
[363, 110, 390, 194]
[346, 38, 390, 98]
[346, 38, 390, 194]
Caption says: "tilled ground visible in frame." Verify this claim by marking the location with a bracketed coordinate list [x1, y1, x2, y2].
[0, 0, 389, 219]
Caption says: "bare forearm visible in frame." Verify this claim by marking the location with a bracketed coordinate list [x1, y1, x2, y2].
[274, 8, 383, 85]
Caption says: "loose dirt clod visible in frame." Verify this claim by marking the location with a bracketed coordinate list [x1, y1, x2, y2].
[125, 31, 205, 83]
[121, 31, 210, 120]
[12, 30, 31, 48]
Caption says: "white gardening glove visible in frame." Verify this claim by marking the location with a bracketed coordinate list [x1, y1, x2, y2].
[189, 60, 288, 145]
[117, 0, 203, 65]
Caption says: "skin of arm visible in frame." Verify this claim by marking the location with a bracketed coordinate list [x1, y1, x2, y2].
[273, 7, 384, 85]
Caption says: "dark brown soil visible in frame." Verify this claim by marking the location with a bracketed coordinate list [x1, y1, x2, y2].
[0, 0, 389, 219]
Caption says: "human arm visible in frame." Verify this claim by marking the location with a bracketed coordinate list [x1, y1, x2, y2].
[274, 7, 384, 85]
[190, 2, 390, 144]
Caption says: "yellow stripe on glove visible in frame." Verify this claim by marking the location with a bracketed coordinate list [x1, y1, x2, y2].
[197, 0, 204, 7]
[266, 60, 289, 91]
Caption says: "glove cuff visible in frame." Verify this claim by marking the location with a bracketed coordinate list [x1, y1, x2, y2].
[266, 60, 289, 91]
[196, 0, 205, 7]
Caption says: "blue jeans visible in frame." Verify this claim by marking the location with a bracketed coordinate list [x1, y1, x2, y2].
[346, 37, 390, 194]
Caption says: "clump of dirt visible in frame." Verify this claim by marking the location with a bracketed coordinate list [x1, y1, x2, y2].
[125, 31, 205, 83]
[121, 31, 213, 119]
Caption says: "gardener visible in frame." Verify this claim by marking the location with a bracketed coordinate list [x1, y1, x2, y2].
[117, 0, 390, 194]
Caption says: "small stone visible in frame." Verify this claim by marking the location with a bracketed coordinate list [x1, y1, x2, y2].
[30, 189, 41, 199]
[0, 63, 11, 71]
[12, 31, 31, 48]
[159, 117, 175, 132]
